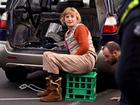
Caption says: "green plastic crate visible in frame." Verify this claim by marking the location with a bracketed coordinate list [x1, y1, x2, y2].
[65, 71, 97, 102]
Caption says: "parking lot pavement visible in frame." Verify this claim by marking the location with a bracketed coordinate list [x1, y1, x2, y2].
[95, 89, 120, 105]
[0, 89, 120, 105]
[62, 89, 120, 105]
[0, 68, 120, 105]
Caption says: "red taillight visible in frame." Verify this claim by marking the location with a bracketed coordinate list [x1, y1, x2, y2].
[103, 16, 118, 34]
[103, 24, 117, 33]
[0, 20, 7, 29]
[0, 12, 7, 29]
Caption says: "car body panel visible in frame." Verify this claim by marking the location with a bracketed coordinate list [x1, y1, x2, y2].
[0, 41, 42, 68]
[0, 29, 7, 40]
[0, 13, 8, 41]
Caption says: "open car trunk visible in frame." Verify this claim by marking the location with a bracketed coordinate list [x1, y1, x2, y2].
[11, 12, 68, 53]
[7, 0, 100, 53]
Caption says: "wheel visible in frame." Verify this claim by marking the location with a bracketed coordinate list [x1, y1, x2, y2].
[3, 67, 28, 82]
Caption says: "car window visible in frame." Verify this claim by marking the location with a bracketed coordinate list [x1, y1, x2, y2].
[0, 0, 7, 14]
[0, 0, 7, 8]
[53, 0, 93, 8]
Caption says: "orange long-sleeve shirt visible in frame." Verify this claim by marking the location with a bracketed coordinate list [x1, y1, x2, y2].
[74, 24, 89, 55]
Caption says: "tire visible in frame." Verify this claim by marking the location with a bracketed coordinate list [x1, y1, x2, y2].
[3, 67, 28, 82]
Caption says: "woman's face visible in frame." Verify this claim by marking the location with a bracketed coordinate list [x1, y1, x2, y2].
[64, 12, 78, 28]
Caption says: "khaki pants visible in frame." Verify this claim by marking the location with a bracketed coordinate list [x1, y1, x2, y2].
[43, 51, 96, 74]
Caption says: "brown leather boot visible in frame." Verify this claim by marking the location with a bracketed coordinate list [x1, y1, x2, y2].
[37, 77, 51, 97]
[40, 77, 62, 102]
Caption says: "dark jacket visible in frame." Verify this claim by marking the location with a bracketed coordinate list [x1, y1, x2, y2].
[116, 1, 140, 105]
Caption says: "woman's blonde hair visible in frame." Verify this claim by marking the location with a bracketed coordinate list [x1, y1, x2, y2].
[60, 7, 81, 25]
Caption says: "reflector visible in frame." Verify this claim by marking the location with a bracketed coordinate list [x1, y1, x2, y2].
[0, 20, 7, 29]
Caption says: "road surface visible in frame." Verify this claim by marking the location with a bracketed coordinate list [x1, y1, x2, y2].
[0, 68, 120, 105]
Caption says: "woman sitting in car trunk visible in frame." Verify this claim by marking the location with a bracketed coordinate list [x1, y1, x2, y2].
[37, 7, 97, 102]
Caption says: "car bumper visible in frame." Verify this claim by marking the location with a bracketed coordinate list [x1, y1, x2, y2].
[0, 41, 43, 70]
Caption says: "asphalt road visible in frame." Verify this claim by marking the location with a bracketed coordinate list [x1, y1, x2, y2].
[0, 68, 120, 105]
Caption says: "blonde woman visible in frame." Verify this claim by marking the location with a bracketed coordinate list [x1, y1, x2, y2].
[37, 7, 97, 102]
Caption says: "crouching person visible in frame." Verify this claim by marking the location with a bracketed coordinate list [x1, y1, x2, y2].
[37, 7, 97, 102]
